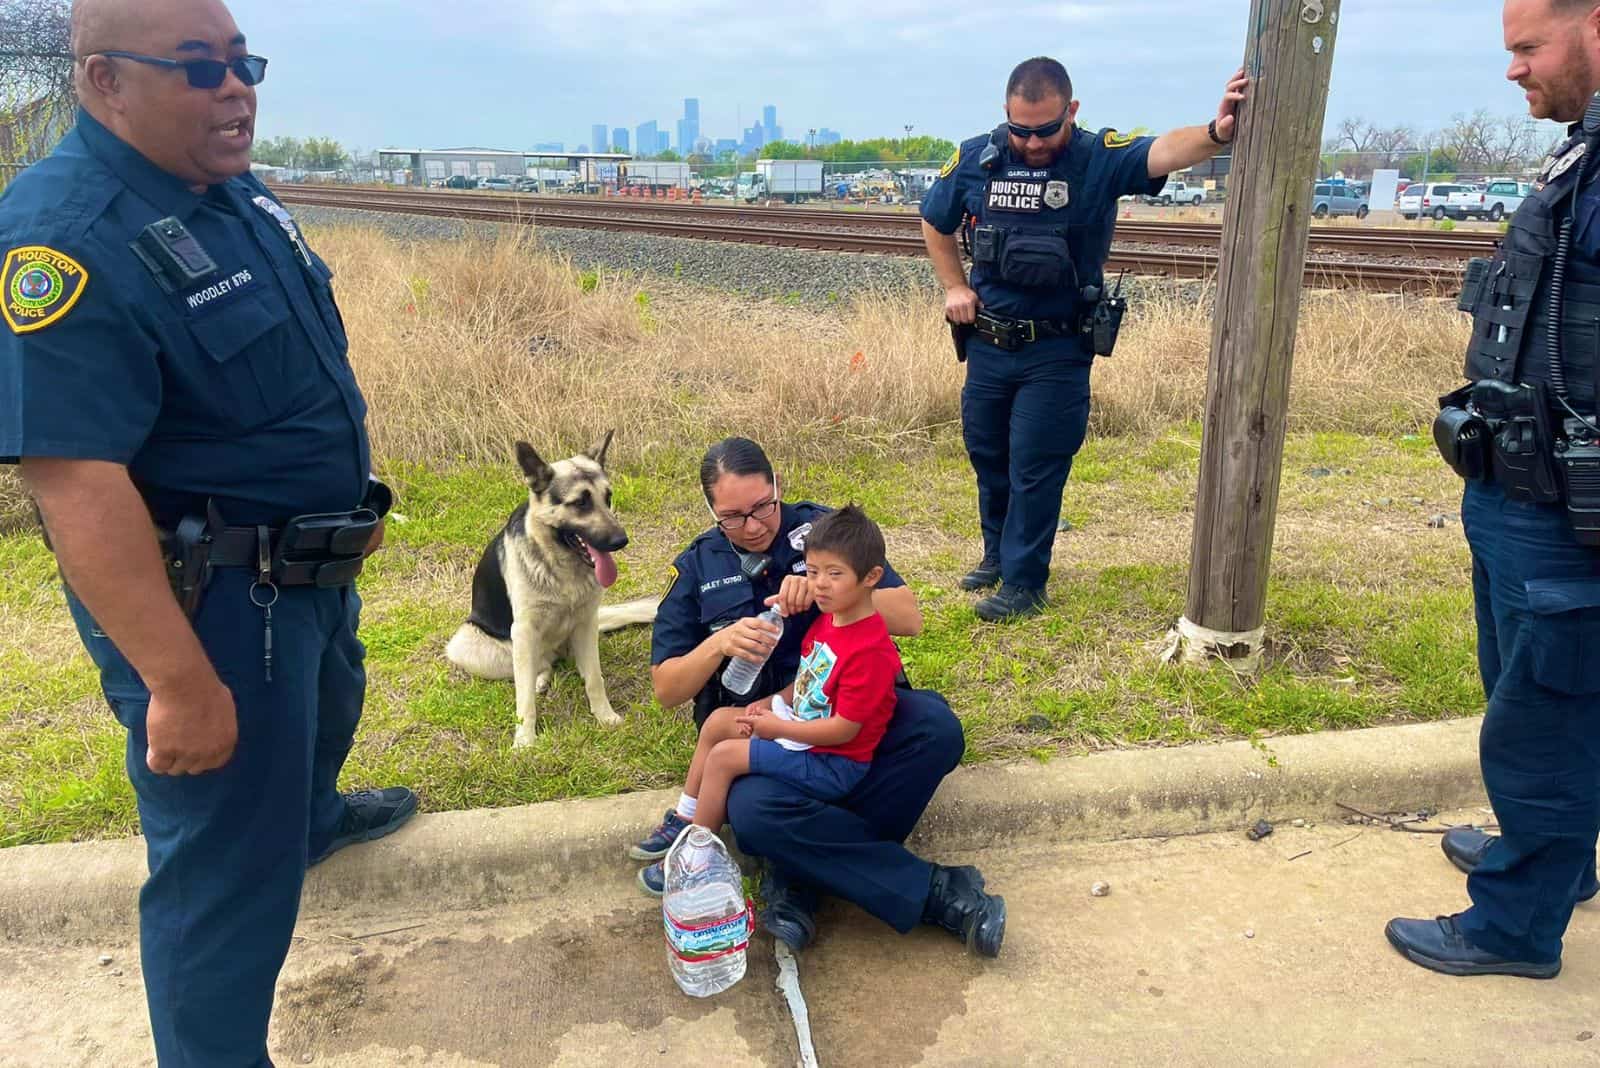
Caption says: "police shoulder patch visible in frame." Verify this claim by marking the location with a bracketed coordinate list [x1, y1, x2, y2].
[661, 563, 682, 602]
[2, 245, 89, 334]
[939, 147, 961, 178]
[1103, 129, 1138, 150]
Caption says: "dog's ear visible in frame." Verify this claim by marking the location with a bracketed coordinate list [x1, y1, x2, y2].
[585, 429, 615, 469]
[515, 441, 555, 494]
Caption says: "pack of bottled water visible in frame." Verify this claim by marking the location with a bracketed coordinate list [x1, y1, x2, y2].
[662, 825, 753, 997]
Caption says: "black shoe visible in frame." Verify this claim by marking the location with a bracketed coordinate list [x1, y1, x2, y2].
[308, 787, 419, 867]
[958, 558, 1002, 592]
[923, 864, 1006, 958]
[759, 868, 819, 952]
[974, 584, 1047, 623]
[1441, 827, 1599, 903]
[1385, 914, 1560, 979]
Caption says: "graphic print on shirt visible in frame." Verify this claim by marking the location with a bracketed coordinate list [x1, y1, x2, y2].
[791, 640, 839, 721]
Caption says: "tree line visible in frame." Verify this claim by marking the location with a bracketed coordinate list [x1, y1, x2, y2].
[1322, 111, 1554, 179]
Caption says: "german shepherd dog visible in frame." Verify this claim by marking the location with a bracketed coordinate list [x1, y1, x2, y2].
[445, 431, 657, 746]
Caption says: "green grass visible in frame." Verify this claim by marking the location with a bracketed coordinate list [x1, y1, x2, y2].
[0, 429, 1480, 847]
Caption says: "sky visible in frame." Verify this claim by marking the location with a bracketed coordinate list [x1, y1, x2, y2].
[223, 0, 1562, 155]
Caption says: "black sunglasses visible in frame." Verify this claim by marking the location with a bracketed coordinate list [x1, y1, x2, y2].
[96, 51, 268, 90]
[1006, 112, 1069, 141]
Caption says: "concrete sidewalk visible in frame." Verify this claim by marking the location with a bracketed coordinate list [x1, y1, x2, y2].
[6, 809, 1600, 1067]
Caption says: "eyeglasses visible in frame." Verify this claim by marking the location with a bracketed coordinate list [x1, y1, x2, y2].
[1006, 112, 1068, 141]
[709, 478, 781, 531]
[95, 51, 268, 90]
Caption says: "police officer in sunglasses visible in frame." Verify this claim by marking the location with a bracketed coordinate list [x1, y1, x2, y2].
[921, 57, 1247, 622]
[1, 1, 415, 1062]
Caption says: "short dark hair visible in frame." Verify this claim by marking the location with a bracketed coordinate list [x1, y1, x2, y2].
[699, 437, 773, 504]
[1006, 57, 1073, 106]
[804, 504, 886, 580]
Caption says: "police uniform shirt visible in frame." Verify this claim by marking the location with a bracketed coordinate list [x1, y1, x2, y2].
[651, 502, 907, 683]
[0, 109, 368, 526]
[920, 126, 1165, 320]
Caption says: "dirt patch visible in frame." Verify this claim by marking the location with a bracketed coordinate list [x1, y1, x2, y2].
[272, 906, 792, 1067]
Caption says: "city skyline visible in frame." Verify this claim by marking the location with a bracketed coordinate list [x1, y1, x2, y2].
[226, 1, 1565, 157]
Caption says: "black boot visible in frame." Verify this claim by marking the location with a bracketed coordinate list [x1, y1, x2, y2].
[759, 868, 819, 952]
[974, 584, 1047, 623]
[1441, 827, 1598, 902]
[958, 557, 1002, 592]
[922, 864, 1006, 958]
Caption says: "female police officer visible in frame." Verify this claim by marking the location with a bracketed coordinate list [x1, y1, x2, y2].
[643, 437, 1008, 956]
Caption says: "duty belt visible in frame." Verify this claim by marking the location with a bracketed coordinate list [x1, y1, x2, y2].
[972, 311, 1078, 351]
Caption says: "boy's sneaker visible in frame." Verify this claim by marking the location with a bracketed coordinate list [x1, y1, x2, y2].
[628, 809, 691, 861]
[638, 860, 666, 897]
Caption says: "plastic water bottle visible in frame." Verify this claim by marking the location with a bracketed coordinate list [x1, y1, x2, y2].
[663, 826, 752, 998]
[720, 606, 783, 695]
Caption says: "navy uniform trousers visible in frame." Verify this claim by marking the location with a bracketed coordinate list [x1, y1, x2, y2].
[961, 334, 1093, 590]
[68, 568, 364, 1067]
[726, 687, 964, 932]
[1459, 480, 1600, 964]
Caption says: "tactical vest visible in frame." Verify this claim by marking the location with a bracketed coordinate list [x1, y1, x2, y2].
[1463, 124, 1600, 410]
[969, 125, 1084, 297]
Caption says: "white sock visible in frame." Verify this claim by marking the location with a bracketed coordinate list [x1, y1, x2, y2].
[677, 794, 698, 820]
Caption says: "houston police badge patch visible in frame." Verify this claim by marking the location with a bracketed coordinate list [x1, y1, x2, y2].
[939, 147, 961, 178]
[1043, 181, 1070, 209]
[3, 246, 88, 334]
[1103, 129, 1137, 150]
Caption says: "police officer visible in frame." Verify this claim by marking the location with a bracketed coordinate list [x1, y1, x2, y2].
[921, 57, 1248, 622]
[2, 0, 416, 1060]
[647, 437, 1007, 956]
[1386, 0, 1600, 980]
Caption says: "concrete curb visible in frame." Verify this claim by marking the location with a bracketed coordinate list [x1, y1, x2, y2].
[0, 717, 1486, 940]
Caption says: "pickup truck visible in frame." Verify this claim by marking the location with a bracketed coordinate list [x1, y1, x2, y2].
[1146, 181, 1205, 206]
[1480, 179, 1532, 221]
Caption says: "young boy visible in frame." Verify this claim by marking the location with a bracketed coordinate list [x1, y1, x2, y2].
[632, 505, 903, 896]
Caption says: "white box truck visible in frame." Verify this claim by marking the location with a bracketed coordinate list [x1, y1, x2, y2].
[624, 161, 691, 190]
[738, 159, 825, 203]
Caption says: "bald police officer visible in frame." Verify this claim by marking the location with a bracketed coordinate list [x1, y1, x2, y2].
[1387, 0, 1600, 980]
[922, 57, 1247, 622]
[2, 0, 415, 1061]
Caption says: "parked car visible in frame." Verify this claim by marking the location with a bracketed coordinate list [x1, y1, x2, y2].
[444, 174, 477, 190]
[1481, 179, 1532, 221]
[1312, 182, 1370, 219]
[1445, 185, 1488, 219]
[1145, 181, 1206, 206]
[1398, 181, 1469, 220]
[477, 176, 518, 192]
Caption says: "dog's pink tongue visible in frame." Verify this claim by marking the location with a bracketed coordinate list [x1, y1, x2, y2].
[591, 546, 618, 588]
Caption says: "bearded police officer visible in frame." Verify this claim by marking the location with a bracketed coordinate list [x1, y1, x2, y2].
[2, 0, 416, 1060]
[922, 57, 1247, 622]
[1386, 0, 1600, 979]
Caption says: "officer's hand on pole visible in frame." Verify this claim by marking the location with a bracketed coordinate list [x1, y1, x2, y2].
[1213, 66, 1250, 143]
[944, 284, 981, 325]
[716, 615, 782, 664]
[145, 672, 238, 775]
[765, 575, 815, 617]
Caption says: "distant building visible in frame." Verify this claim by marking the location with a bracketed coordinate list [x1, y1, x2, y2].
[678, 98, 700, 155]
[635, 120, 658, 158]
[816, 128, 842, 147]
[657, 131, 671, 155]
[612, 127, 629, 153]
[532, 141, 565, 152]
[591, 124, 609, 154]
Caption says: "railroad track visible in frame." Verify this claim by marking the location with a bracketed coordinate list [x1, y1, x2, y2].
[272, 184, 1476, 293]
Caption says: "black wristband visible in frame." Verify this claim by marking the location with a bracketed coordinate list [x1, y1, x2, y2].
[1208, 118, 1229, 146]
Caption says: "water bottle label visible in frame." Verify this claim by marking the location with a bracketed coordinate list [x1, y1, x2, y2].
[665, 900, 754, 963]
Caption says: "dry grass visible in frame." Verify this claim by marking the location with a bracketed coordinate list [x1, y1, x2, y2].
[0, 223, 1467, 532]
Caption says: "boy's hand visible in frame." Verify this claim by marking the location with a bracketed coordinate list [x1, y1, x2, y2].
[764, 575, 815, 618]
[744, 696, 774, 715]
[737, 706, 782, 740]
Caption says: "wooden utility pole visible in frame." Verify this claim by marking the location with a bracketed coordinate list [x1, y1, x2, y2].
[1173, 0, 1342, 670]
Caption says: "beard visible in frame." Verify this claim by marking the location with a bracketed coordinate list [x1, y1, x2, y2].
[1528, 37, 1598, 122]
